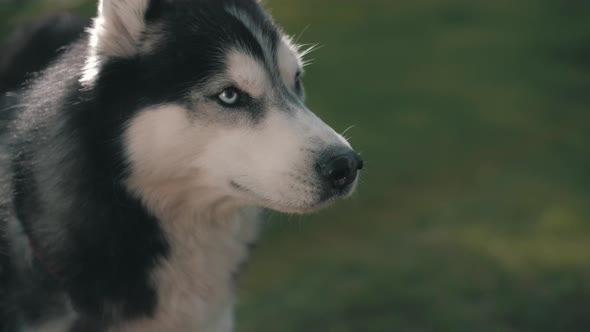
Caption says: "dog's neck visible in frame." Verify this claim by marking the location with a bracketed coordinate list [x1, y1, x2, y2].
[124, 172, 262, 275]
[117, 174, 262, 331]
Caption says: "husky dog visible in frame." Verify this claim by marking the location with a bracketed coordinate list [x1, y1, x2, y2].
[0, 0, 363, 331]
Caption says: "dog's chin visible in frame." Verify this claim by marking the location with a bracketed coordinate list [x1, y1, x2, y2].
[266, 198, 337, 215]
[233, 180, 358, 215]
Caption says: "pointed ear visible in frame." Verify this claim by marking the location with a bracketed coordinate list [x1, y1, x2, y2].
[91, 0, 153, 57]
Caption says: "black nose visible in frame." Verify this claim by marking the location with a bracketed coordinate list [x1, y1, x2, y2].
[318, 150, 364, 190]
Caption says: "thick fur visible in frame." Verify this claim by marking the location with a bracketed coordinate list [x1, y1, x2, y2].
[0, 1, 360, 331]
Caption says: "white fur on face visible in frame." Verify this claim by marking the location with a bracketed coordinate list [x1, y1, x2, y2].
[129, 108, 345, 213]
[226, 51, 270, 98]
[197, 107, 350, 213]
[125, 103, 349, 215]
[124, 104, 215, 216]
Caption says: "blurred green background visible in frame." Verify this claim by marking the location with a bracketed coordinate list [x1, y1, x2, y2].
[2, 0, 590, 331]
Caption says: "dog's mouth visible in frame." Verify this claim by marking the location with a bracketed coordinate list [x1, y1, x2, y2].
[230, 179, 357, 214]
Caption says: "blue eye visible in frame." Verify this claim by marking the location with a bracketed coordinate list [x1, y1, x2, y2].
[218, 87, 240, 106]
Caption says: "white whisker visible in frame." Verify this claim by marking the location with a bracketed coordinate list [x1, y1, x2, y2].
[341, 125, 356, 136]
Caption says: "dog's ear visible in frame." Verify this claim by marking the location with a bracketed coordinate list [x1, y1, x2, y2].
[92, 0, 164, 57]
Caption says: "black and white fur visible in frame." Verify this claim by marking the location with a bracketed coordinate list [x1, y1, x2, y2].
[0, 0, 362, 331]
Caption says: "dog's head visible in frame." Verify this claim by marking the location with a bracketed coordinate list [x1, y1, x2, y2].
[85, 0, 362, 214]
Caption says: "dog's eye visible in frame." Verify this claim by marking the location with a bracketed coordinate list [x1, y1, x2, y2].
[217, 87, 241, 106]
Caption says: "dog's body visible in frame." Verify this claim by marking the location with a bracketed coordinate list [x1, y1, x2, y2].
[0, 1, 362, 331]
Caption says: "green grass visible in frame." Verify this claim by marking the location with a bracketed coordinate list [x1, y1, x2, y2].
[2, 0, 590, 331]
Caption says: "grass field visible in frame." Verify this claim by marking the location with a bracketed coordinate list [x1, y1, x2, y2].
[2, 0, 590, 331]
